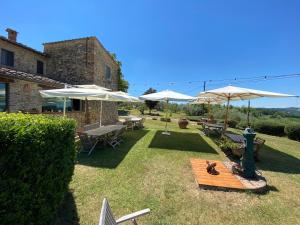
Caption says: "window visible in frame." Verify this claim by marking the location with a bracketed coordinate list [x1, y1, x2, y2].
[42, 98, 72, 112]
[105, 65, 111, 80]
[1, 49, 14, 67]
[37, 60, 44, 74]
[72, 99, 81, 111]
[0, 83, 7, 112]
[42, 98, 81, 112]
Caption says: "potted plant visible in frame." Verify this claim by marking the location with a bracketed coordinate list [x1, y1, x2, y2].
[178, 118, 189, 129]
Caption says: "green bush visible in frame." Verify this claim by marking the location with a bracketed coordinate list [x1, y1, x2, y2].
[227, 120, 238, 128]
[118, 109, 129, 116]
[237, 120, 249, 129]
[253, 120, 285, 136]
[186, 116, 201, 122]
[0, 113, 76, 225]
[160, 117, 171, 122]
[219, 138, 240, 151]
[285, 124, 300, 141]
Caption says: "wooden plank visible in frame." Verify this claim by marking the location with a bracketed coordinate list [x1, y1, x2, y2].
[0, 76, 14, 83]
[190, 158, 245, 190]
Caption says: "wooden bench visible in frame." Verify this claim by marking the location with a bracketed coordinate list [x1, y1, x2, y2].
[224, 133, 265, 161]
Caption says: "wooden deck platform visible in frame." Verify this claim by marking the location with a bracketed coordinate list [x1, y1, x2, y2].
[190, 158, 245, 190]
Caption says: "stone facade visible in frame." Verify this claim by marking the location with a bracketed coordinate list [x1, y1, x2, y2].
[0, 37, 50, 114]
[0, 38, 47, 75]
[8, 79, 45, 113]
[43, 37, 119, 126]
[0, 30, 120, 127]
[43, 37, 118, 90]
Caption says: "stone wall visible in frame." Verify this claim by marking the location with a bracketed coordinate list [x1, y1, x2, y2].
[43, 38, 95, 84]
[44, 37, 119, 125]
[93, 39, 119, 90]
[0, 39, 47, 74]
[8, 79, 45, 113]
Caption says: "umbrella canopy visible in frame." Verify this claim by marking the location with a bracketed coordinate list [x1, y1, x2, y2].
[199, 85, 296, 130]
[74, 84, 110, 91]
[191, 96, 224, 105]
[40, 85, 139, 125]
[139, 90, 195, 102]
[114, 91, 141, 102]
[199, 85, 294, 100]
[139, 90, 195, 135]
[39, 87, 113, 99]
[40, 87, 129, 101]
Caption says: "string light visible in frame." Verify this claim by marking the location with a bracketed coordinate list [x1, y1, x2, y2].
[129, 73, 300, 88]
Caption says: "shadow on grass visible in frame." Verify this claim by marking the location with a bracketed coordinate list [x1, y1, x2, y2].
[77, 129, 149, 169]
[257, 145, 300, 174]
[148, 130, 218, 154]
[53, 190, 79, 225]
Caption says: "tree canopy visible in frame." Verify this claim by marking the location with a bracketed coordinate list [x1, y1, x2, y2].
[143, 88, 159, 114]
[110, 53, 129, 92]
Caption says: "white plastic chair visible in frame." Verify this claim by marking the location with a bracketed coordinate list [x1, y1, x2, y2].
[99, 198, 150, 225]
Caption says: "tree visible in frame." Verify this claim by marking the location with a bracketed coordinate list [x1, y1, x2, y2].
[143, 88, 158, 114]
[110, 53, 129, 92]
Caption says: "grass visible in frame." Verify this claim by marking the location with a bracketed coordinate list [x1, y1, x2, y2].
[58, 119, 300, 225]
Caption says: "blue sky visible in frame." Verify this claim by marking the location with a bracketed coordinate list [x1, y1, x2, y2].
[1, 0, 300, 108]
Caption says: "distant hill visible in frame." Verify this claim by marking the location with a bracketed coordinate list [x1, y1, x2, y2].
[256, 107, 300, 117]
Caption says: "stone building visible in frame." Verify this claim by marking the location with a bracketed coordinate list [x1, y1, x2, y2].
[0, 28, 119, 127]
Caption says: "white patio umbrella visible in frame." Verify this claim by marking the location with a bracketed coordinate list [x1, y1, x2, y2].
[40, 87, 112, 116]
[199, 85, 296, 130]
[139, 90, 195, 135]
[77, 92, 139, 126]
[190, 96, 224, 118]
[71, 93, 132, 126]
[114, 91, 141, 103]
[74, 84, 110, 91]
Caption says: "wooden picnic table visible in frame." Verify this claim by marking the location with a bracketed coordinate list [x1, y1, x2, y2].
[204, 123, 224, 129]
[83, 125, 125, 155]
[119, 116, 144, 129]
[202, 123, 224, 136]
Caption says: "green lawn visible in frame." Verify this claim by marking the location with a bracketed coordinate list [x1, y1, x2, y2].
[57, 119, 300, 225]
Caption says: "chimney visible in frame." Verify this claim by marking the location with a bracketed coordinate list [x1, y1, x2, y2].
[6, 28, 18, 42]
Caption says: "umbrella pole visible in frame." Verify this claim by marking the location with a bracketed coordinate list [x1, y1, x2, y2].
[163, 100, 170, 135]
[100, 100, 103, 126]
[247, 100, 251, 127]
[85, 97, 90, 124]
[63, 97, 66, 117]
[224, 97, 230, 131]
[208, 102, 211, 119]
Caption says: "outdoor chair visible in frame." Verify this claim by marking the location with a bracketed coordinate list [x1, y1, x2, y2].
[124, 120, 134, 131]
[78, 132, 96, 152]
[107, 127, 126, 149]
[139, 118, 146, 128]
[99, 198, 150, 225]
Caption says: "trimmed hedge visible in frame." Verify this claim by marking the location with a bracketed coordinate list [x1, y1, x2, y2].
[0, 113, 76, 225]
[285, 124, 300, 141]
[253, 120, 285, 136]
[227, 120, 238, 128]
